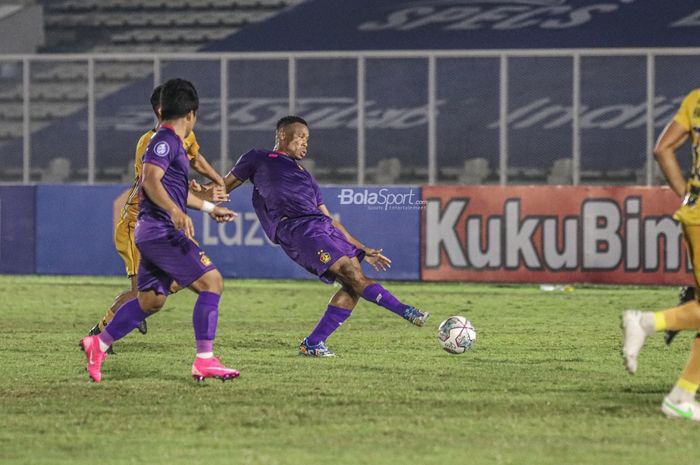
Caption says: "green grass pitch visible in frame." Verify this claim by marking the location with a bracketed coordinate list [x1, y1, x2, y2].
[1, 275, 699, 465]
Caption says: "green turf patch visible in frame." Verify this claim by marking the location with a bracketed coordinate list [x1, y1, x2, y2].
[0, 276, 698, 465]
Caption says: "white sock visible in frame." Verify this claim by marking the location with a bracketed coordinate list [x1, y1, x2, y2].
[640, 312, 656, 335]
[668, 385, 695, 404]
[97, 337, 110, 353]
[197, 352, 213, 359]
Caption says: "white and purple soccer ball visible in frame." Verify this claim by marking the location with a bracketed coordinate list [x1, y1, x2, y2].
[437, 316, 476, 354]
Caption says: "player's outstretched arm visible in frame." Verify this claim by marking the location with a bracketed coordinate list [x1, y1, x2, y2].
[190, 153, 225, 187]
[188, 179, 228, 203]
[318, 204, 392, 271]
[142, 163, 194, 238]
[654, 120, 689, 198]
[223, 173, 245, 193]
[186, 191, 237, 224]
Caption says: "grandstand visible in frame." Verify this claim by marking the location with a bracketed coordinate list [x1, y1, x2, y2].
[0, 0, 302, 182]
[3, 0, 698, 186]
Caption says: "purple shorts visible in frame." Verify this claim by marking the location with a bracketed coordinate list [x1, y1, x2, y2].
[136, 231, 216, 295]
[276, 215, 364, 284]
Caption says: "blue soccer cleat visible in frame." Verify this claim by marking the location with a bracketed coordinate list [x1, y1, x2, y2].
[403, 306, 430, 327]
[299, 338, 335, 357]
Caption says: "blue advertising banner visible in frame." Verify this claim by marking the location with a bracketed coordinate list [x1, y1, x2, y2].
[205, 0, 700, 51]
[0, 186, 35, 274]
[36, 185, 126, 276]
[192, 184, 422, 281]
[32, 185, 422, 280]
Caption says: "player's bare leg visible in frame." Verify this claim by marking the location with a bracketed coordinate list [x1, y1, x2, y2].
[662, 333, 700, 421]
[169, 281, 183, 294]
[329, 256, 429, 326]
[624, 300, 700, 375]
[299, 284, 358, 357]
[188, 269, 239, 381]
[665, 286, 697, 346]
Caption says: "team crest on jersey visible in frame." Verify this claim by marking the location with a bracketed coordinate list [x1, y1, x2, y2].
[154, 141, 170, 157]
[318, 250, 331, 264]
[199, 251, 212, 266]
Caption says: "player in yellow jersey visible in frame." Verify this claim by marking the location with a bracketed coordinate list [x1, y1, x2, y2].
[622, 88, 700, 421]
[88, 85, 226, 345]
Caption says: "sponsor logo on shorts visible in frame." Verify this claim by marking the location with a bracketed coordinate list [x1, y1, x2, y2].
[154, 141, 170, 157]
[318, 250, 331, 264]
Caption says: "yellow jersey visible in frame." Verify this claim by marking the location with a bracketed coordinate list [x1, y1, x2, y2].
[672, 89, 700, 225]
[120, 129, 201, 222]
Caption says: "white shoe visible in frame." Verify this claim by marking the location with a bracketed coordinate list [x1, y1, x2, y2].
[622, 310, 648, 375]
[661, 396, 700, 421]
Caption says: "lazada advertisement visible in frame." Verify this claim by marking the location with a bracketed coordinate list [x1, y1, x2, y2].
[421, 186, 694, 285]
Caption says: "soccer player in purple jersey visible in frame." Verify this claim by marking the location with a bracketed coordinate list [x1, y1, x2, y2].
[79, 79, 240, 382]
[222, 116, 430, 357]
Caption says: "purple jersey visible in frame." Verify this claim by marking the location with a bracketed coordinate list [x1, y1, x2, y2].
[230, 149, 324, 243]
[136, 125, 189, 241]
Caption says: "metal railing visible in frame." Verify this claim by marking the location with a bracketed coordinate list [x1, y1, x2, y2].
[1, 48, 699, 185]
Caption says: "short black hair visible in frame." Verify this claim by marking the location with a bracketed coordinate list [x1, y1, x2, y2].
[276, 115, 308, 131]
[150, 84, 162, 115]
[159, 78, 199, 121]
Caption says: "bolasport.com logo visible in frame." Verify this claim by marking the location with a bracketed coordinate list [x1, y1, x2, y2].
[338, 188, 426, 211]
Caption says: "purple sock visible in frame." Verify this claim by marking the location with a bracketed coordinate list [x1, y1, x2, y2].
[307, 305, 353, 345]
[100, 298, 148, 346]
[193, 291, 220, 352]
[361, 283, 409, 317]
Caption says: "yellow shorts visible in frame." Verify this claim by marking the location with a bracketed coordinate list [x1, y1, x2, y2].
[114, 218, 139, 276]
[674, 180, 700, 226]
[682, 223, 700, 290]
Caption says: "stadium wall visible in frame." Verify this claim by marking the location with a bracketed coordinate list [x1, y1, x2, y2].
[0, 185, 693, 285]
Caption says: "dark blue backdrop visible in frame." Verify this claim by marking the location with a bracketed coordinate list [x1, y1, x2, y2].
[205, 0, 700, 51]
[0, 186, 35, 274]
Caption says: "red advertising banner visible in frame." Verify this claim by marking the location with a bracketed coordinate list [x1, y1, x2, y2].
[421, 185, 694, 285]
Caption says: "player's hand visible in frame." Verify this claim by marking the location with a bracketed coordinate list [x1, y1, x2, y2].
[363, 247, 392, 272]
[188, 180, 229, 203]
[208, 185, 229, 203]
[189, 179, 203, 192]
[171, 209, 195, 239]
[209, 206, 237, 223]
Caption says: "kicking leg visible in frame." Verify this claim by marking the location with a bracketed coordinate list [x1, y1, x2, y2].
[666, 224, 700, 346]
[665, 286, 695, 346]
[623, 300, 700, 375]
[329, 256, 430, 326]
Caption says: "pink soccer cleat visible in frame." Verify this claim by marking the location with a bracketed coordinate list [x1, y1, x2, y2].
[191, 356, 240, 382]
[79, 335, 107, 383]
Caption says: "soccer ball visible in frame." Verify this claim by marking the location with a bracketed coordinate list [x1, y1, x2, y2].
[437, 316, 476, 354]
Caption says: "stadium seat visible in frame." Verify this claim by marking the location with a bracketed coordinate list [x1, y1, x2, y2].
[301, 158, 315, 176]
[547, 158, 572, 185]
[373, 158, 401, 185]
[41, 157, 71, 183]
[458, 158, 491, 184]
[120, 163, 135, 183]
